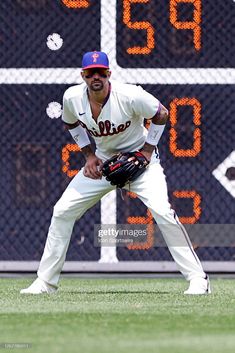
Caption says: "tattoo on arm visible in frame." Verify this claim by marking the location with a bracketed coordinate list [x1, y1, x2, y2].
[81, 145, 94, 159]
[152, 104, 169, 125]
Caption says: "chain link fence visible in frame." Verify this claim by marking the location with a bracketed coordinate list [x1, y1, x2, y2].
[0, 0, 234, 268]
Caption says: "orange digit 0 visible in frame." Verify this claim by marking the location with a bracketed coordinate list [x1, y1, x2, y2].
[61, 0, 90, 8]
[62, 144, 80, 178]
[169, 0, 202, 51]
[169, 97, 201, 157]
[123, 0, 155, 55]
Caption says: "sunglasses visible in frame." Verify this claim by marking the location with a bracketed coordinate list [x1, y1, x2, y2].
[83, 68, 109, 79]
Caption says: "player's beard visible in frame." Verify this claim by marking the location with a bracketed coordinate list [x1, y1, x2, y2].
[90, 80, 104, 91]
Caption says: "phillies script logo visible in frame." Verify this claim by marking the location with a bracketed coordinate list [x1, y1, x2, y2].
[78, 119, 131, 137]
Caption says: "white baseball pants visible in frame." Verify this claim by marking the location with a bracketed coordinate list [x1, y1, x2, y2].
[37, 156, 205, 286]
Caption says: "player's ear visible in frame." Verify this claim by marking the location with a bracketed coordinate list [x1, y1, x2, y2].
[81, 71, 85, 81]
[108, 70, 111, 78]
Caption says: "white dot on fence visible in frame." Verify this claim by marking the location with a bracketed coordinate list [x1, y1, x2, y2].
[46, 102, 62, 119]
[46, 33, 63, 51]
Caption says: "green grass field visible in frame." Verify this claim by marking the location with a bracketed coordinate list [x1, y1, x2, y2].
[0, 277, 234, 353]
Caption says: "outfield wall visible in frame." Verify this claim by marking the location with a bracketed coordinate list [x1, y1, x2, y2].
[0, 0, 234, 270]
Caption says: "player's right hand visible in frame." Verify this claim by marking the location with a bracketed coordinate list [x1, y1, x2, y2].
[83, 155, 103, 179]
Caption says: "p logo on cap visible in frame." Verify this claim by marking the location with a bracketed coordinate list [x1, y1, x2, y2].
[82, 51, 109, 69]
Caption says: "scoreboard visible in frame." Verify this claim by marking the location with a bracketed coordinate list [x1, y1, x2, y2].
[0, 0, 234, 264]
[117, 0, 234, 67]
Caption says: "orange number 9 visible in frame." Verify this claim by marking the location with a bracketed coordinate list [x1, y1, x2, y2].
[169, 0, 202, 51]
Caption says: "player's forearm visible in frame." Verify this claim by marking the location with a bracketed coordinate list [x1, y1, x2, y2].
[64, 121, 92, 152]
[144, 104, 168, 149]
[63, 122, 97, 161]
[140, 142, 155, 155]
[81, 145, 96, 160]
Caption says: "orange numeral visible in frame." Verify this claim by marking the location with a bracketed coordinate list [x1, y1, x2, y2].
[169, 0, 202, 51]
[126, 192, 154, 250]
[62, 144, 80, 178]
[173, 190, 201, 223]
[169, 97, 201, 157]
[123, 0, 155, 55]
[61, 0, 90, 8]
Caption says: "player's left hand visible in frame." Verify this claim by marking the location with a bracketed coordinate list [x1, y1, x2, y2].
[102, 151, 149, 188]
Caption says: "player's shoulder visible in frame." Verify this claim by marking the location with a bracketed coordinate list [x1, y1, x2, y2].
[110, 80, 145, 99]
[63, 83, 87, 101]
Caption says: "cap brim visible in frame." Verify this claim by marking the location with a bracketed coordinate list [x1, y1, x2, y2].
[82, 64, 109, 69]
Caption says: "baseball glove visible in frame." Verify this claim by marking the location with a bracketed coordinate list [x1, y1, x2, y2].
[102, 151, 149, 188]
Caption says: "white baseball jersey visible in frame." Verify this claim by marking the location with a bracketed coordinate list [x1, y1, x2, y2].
[62, 80, 160, 160]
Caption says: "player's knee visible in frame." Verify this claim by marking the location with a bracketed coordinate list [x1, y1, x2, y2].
[52, 200, 71, 219]
[52, 199, 83, 221]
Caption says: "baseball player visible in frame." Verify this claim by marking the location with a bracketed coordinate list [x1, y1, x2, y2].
[21, 51, 211, 295]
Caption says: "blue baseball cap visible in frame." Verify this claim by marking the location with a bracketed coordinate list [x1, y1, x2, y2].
[82, 51, 109, 69]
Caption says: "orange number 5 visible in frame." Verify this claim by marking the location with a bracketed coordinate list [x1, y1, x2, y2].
[123, 0, 155, 55]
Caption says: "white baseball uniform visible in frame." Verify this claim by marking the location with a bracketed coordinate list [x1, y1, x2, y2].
[37, 80, 205, 286]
